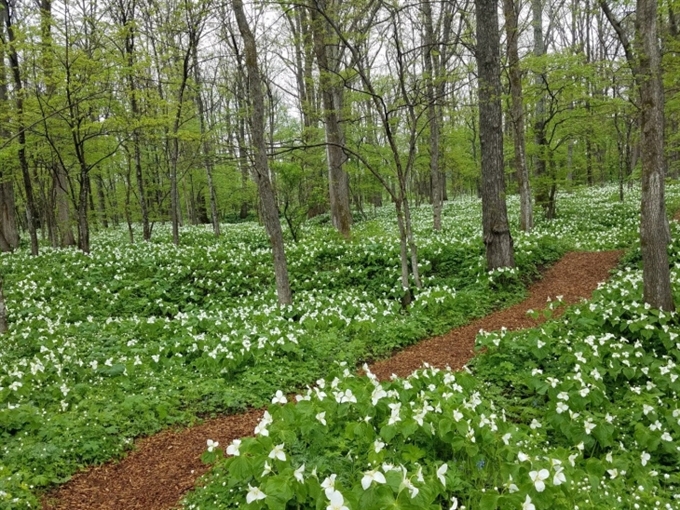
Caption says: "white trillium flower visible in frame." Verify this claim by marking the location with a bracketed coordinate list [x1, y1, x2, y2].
[553, 466, 566, 485]
[662, 432, 673, 442]
[316, 411, 327, 426]
[294, 464, 305, 483]
[529, 469, 549, 492]
[374, 439, 386, 453]
[226, 439, 241, 456]
[517, 452, 530, 462]
[321, 474, 337, 493]
[450, 496, 459, 509]
[269, 443, 286, 462]
[361, 469, 386, 490]
[436, 463, 448, 486]
[271, 390, 287, 404]
[584, 419, 596, 435]
[530, 419, 542, 430]
[206, 439, 219, 453]
[261, 461, 272, 476]
[522, 494, 536, 510]
[246, 484, 267, 504]
[641, 451, 651, 466]
[326, 489, 349, 510]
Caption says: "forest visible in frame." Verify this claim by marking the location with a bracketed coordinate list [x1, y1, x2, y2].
[1, 0, 680, 508]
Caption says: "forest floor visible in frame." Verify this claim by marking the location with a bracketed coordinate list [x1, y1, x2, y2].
[41, 250, 622, 510]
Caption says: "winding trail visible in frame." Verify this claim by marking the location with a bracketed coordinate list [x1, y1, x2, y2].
[42, 250, 622, 510]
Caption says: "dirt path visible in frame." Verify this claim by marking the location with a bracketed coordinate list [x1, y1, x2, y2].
[42, 250, 621, 510]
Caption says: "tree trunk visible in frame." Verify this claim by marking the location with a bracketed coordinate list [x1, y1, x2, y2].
[636, 0, 674, 310]
[532, 0, 550, 217]
[232, 0, 292, 305]
[2, 0, 39, 256]
[503, 0, 533, 232]
[0, 39, 18, 251]
[54, 165, 75, 246]
[422, 0, 443, 231]
[310, 1, 352, 239]
[192, 43, 220, 236]
[476, 0, 515, 270]
[600, 0, 674, 311]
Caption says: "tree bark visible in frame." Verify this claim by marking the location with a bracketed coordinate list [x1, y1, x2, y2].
[636, 0, 674, 310]
[422, 0, 443, 231]
[503, 0, 533, 232]
[476, 0, 515, 270]
[0, 32, 18, 251]
[600, 0, 674, 311]
[232, 0, 293, 305]
[191, 42, 220, 236]
[309, 0, 352, 239]
[2, 0, 39, 256]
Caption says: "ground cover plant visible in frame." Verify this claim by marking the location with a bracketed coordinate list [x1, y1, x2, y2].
[0, 185, 677, 508]
[182, 186, 680, 509]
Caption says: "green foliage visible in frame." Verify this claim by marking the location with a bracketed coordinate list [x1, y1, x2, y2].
[0, 185, 678, 508]
[183, 185, 680, 510]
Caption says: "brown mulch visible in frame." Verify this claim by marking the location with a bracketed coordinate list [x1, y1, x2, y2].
[41, 250, 621, 510]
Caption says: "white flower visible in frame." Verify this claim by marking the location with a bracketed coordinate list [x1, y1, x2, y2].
[502, 432, 512, 445]
[450, 496, 459, 509]
[529, 469, 549, 492]
[522, 494, 536, 510]
[361, 469, 386, 490]
[272, 390, 287, 404]
[326, 489, 348, 510]
[643, 404, 655, 415]
[9, 381, 22, 392]
[530, 419, 542, 430]
[641, 451, 651, 466]
[557, 392, 569, 401]
[401, 475, 419, 498]
[584, 419, 596, 435]
[607, 468, 619, 479]
[255, 411, 272, 436]
[226, 439, 241, 456]
[453, 409, 463, 422]
[294, 464, 305, 483]
[436, 463, 448, 486]
[321, 474, 337, 493]
[553, 466, 566, 485]
[316, 411, 327, 426]
[517, 452, 530, 462]
[374, 439, 386, 453]
[246, 484, 266, 504]
[269, 443, 286, 462]
[206, 439, 219, 452]
[662, 432, 673, 442]
[261, 461, 272, 476]
[151, 354, 160, 363]
[371, 386, 388, 405]
[556, 402, 569, 414]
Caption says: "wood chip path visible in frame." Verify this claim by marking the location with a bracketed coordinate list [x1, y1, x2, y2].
[42, 250, 622, 510]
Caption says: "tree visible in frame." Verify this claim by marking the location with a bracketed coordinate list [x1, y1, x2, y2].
[503, 0, 532, 232]
[232, 0, 293, 305]
[476, 0, 515, 270]
[1, 0, 39, 256]
[600, 0, 674, 311]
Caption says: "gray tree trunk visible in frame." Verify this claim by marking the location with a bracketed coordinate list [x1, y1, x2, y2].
[1, 0, 39, 256]
[0, 37, 19, 251]
[636, 0, 674, 310]
[600, 0, 674, 311]
[503, 0, 533, 232]
[232, 0, 293, 305]
[191, 42, 220, 236]
[310, 1, 352, 239]
[422, 0, 443, 231]
[476, 0, 515, 270]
